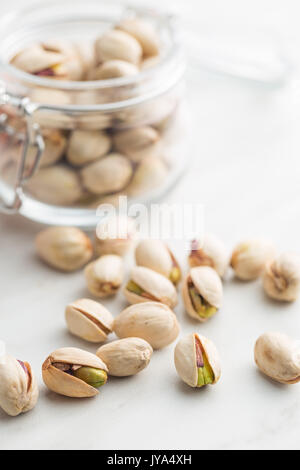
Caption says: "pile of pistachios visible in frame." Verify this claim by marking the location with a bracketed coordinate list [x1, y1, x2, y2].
[2, 218, 300, 417]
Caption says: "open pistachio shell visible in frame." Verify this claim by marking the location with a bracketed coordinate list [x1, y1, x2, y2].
[97, 337, 153, 376]
[262, 253, 300, 302]
[42, 347, 108, 398]
[124, 266, 178, 308]
[116, 18, 160, 57]
[135, 239, 181, 285]
[114, 302, 180, 350]
[65, 298, 114, 343]
[85, 254, 124, 298]
[254, 332, 300, 384]
[0, 355, 39, 416]
[189, 234, 229, 278]
[182, 267, 223, 322]
[174, 333, 221, 388]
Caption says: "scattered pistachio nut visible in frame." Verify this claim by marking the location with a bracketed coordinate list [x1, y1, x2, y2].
[126, 157, 168, 197]
[231, 239, 276, 281]
[254, 332, 300, 384]
[90, 60, 139, 80]
[65, 298, 114, 343]
[135, 239, 181, 285]
[67, 129, 112, 167]
[124, 266, 178, 308]
[114, 301, 180, 349]
[95, 29, 143, 65]
[174, 333, 221, 388]
[182, 266, 223, 322]
[95, 215, 136, 257]
[42, 348, 108, 397]
[116, 18, 160, 57]
[189, 234, 229, 278]
[113, 126, 161, 163]
[35, 226, 93, 272]
[0, 355, 39, 416]
[262, 253, 300, 302]
[80, 153, 133, 196]
[97, 337, 153, 376]
[85, 254, 124, 298]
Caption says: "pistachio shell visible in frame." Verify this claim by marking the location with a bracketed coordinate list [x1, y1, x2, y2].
[254, 332, 300, 384]
[95, 30, 142, 64]
[135, 239, 181, 283]
[174, 333, 221, 388]
[124, 266, 178, 308]
[85, 254, 124, 298]
[262, 253, 300, 302]
[182, 267, 223, 322]
[11, 45, 65, 74]
[97, 337, 153, 376]
[80, 153, 132, 196]
[114, 302, 180, 349]
[90, 60, 139, 80]
[126, 157, 168, 197]
[42, 347, 108, 398]
[26, 165, 83, 206]
[116, 18, 160, 57]
[65, 298, 114, 343]
[18, 129, 67, 169]
[231, 239, 276, 281]
[67, 130, 112, 167]
[113, 127, 161, 163]
[0, 355, 39, 416]
[189, 234, 229, 278]
[36, 227, 93, 272]
[95, 215, 136, 257]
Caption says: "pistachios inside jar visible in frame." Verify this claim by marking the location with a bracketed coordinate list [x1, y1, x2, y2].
[0, 0, 188, 226]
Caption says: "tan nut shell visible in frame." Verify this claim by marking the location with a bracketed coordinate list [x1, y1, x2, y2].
[114, 302, 180, 350]
[80, 153, 132, 196]
[36, 227, 93, 272]
[95, 29, 142, 65]
[91, 60, 139, 80]
[116, 18, 160, 57]
[174, 333, 221, 387]
[85, 254, 124, 298]
[65, 298, 114, 343]
[126, 157, 168, 197]
[231, 239, 276, 281]
[42, 347, 108, 397]
[113, 127, 161, 163]
[11, 45, 64, 73]
[189, 234, 229, 278]
[124, 266, 178, 308]
[135, 239, 179, 280]
[0, 355, 39, 416]
[182, 267, 223, 322]
[97, 337, 153, 376]
[254, 332, 300, 384]
[67, 130, 111, 167]
[95, 215, 136, 257]
[262, 253, 300, 302]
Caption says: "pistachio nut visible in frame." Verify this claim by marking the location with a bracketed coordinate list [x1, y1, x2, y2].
[116, 18, 160, 57]
[26, 165, 83, 206]
[0, 355, 39, 416]
[95, 29, 142, 65]
[126, 157, 168, 197]
[114, 301, 180, 349]
[65, 298, 114, 343]
[124, 266, 178, 308]
[182, 267, 223, 322]
[135, 239, 181, 285]
[80, 153, 132, 196]
[262, 253, 300, 302]
[97, 337, 153, 376]
[113, 126, 161, 163]
[90, 60, 139, 80]
[189, 234, 229, 278]
[254, 332, 300, 384]
[95, 215, 136, 257]
[85, 254, 124, 298]
[18, 129, 67, 170]
[35, 227, 93, 272]
[42, 348, 108, 397]
[231, 239, 276, 281]
[174, 333, 221, 388]
[67, 129, 112, 167]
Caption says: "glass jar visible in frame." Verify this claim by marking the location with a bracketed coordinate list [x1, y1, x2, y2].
[0, 0, 188, 227]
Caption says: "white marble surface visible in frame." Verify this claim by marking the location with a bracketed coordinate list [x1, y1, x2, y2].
[1, 0, 300, 451]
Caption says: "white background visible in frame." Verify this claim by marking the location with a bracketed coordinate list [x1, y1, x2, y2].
[1, 0, 300, 450]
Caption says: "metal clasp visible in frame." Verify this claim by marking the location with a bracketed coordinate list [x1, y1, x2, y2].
[0, 83, 45, 214]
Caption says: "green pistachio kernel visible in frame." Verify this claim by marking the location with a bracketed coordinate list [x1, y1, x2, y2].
[189, 287, 217, 319]
[73, 367, 107, 388]
[126, 280, 144, 296]
[169, 267, 181, 285]
[197, 354, 214, 387]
